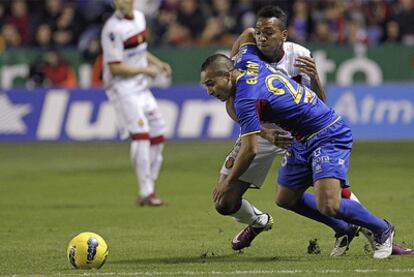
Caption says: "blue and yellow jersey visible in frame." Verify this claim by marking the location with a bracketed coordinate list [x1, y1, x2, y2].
[232, 43, 338, 141]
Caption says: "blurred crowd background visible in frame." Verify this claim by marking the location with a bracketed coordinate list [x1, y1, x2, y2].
[1, 0, 413, 51]
[0, 0, 413, 88]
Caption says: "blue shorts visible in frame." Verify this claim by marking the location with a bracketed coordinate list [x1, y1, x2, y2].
[277, 118, 353, 191]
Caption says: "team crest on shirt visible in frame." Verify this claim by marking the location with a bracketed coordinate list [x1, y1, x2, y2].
[109, 32, 115, 42]
[137, 118, 145, 127]
[225, 157, 235, 169]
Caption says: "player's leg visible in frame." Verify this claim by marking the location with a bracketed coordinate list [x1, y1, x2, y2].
[106, 91, 155, 205]
[219, 137, 280, 250]
[145, 92, 166, 183]
[277, 148, 359, 257]
[142, 91, 166, 206]
[276, 185, 352, 235]
[314, 178, 394, 259]
[310, 119, 394, 258]
[117, 93, 163, 206]
[216, 175, 273, 251]
[342, 186, 408, 256]
[130, 133, 153, 203]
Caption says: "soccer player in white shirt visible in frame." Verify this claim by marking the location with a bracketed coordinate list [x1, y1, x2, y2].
[101, 0, 171, 206]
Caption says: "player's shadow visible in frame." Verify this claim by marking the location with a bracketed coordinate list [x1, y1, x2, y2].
[109, 253, 305, 265]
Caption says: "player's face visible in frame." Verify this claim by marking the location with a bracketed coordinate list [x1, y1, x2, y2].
[255, 17, 287, 60]
[113, 0, 133, 17]
[200, 69, 233, 102]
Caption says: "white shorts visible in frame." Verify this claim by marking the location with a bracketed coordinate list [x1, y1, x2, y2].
[220, 136, 286, 188]
[106, 88, 165, 139]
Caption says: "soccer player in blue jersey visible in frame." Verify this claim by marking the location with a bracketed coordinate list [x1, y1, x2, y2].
[200, 32, 395, 259]
[217, 6, 362, 256]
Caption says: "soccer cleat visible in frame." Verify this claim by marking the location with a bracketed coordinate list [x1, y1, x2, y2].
[392, 244, 414, 255]
[330, 225, 360, 257]
[137, 193, 166, 207]
[231, 214, 273, 251]
[360, 227, 375, 250]
[360, 226, 411, 256]
[373, 220, 395, 259]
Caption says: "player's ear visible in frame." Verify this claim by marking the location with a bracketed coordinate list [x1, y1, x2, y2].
[282, 29, 288, 41]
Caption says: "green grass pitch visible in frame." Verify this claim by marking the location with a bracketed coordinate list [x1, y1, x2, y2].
[0, 141, 413, 276]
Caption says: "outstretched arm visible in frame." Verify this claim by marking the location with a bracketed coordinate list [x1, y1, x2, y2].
[147, 52, 172, 76]
[109, 63, 158, 78]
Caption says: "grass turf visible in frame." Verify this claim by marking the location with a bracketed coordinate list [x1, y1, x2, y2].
[0, 141, 413, 276]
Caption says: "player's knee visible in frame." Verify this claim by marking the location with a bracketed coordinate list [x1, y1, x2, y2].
[214, 199, 238, 215]
[317, 202, 340, 217]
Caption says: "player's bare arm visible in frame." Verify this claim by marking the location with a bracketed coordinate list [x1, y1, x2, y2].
[214, 134, 258, 201]
[294, 56, 326, 102]
[147, 52, 172, 76]
[230, 28, 256, 58]
[108, 62, 158, 78]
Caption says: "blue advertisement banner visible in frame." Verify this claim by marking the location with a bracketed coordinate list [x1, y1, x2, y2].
[327, 85, 414, 140]
[0, 84, 413, 141]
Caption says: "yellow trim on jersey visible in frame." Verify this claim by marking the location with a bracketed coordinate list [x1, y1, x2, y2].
[241, 130, 261, 137]
[306, 117, 341, 140]
[236, 70, 246, 83]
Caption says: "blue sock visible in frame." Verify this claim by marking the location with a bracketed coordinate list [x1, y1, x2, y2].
[290, 192, 350, 235]
[336, 198, 388, 234]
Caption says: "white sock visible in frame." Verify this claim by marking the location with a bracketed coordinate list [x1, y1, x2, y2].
[150, 143, 164, 181]
[232, 199, 268, 227]
[130, 140, 153, 198]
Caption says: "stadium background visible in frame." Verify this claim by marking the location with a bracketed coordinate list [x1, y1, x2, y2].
[1, 0, 414, 275]
[1, 0, 414, 141]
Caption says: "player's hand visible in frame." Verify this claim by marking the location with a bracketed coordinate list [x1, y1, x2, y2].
[294, 56, 318, 80]
[261, 127, 292, 149]
[159, 62, 172, 76]
[143, 67, 158, 79]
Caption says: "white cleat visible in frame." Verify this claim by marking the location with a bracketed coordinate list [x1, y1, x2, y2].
[330, 225, 360, 257]
[373, 220, 395, 259]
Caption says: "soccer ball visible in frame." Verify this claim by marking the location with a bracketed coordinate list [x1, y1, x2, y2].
[67, 232, 108, 269]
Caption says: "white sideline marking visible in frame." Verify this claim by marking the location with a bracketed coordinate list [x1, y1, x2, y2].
[3, 269, 414, 276]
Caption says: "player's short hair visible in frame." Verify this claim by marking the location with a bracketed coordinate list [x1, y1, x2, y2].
[257, 5, 287, 30]
[200, 54, 234, 74]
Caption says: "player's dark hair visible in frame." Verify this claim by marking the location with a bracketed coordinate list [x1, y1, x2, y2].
[200, 54, 234, 73]
[257, 5, 287, 30]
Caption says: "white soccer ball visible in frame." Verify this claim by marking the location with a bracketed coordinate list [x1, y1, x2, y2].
[67, 232, 109, 269]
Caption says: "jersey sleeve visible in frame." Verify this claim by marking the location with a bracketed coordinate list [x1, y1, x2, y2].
[233, 44, 261, 70]
[101, 24, 124, 64]
[234, 97, 261, 137]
